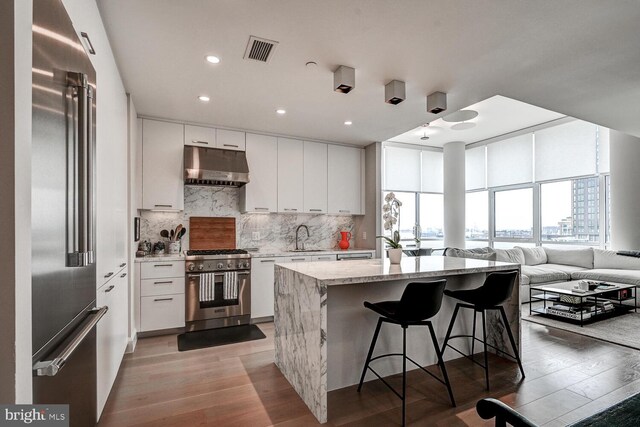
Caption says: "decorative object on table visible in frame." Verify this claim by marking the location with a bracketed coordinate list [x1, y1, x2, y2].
[338, 231, 352, 250]
[134, 217, 140, 242]
[378, 192, 403, 264]
[153, 241, 165, 255]
[137, 240, 151, 257]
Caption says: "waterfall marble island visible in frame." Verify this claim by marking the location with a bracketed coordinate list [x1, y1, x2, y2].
[273, 255, 521, 423]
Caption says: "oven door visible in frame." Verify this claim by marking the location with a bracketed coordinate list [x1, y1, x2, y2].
[186, 271, 250, 322]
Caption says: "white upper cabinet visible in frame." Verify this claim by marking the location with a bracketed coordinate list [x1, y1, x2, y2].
[216, 129, 246, 151]
[303, 141, 328, 213]
[277, 138, 304, 213]
[328, 145, 364, 215]
[141, 119, 184, 210]
[241, 133, 278, 212]
[184, 124, 215, 147]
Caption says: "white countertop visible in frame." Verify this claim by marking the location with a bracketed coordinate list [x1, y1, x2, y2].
[274, 255, 519, 286]
[249, 248, 375, 258]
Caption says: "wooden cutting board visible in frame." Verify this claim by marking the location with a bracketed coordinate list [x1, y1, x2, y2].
[189, 217, 236, 249]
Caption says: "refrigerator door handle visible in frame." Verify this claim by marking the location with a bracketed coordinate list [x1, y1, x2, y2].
[66, 72, 95, 267]
[33, 306, 108, 377]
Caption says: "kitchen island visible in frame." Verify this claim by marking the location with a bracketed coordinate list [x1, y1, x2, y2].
[273, 255, 521, 423]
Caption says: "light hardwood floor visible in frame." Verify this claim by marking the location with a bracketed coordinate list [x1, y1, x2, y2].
[98, 321, 640, 426]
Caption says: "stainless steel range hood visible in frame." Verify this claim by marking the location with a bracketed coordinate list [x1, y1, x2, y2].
[184, 146, 250, 187]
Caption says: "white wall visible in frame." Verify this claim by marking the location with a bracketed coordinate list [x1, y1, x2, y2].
[0, 0, 33, 404]
[610, 130, 640, 250]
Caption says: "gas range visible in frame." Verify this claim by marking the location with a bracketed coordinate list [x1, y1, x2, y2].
[185, 249, 251, 272]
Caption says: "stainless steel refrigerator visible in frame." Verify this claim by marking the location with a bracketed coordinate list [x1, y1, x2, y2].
[31, 1, 106, 426]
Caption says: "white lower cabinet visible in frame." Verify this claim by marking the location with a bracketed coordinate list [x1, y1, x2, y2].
[137, 260, 185, 332]
[311, 254, 337, 261]
[251, 258, 277, 319]
[251, 256, 313, 319]
[140, 294, 185, 332]
[97, 269, 128, 419]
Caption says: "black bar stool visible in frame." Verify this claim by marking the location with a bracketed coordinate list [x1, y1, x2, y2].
[441, 270, 525, 390]
[357, 279, 456, 426]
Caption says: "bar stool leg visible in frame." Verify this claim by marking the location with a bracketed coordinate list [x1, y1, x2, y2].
[481, 309, 489, 390]
[358, 317, 383, 392]
[427, 322, 456, 407]
[442, 303, 461, 352]
[402, 326, 407, 427]
[470, 309, 477, 361]
[498, 306, 526, 379]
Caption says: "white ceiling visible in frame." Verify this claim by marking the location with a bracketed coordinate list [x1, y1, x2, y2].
[386, 95, 565, 148]
[96, 0, 640, 147]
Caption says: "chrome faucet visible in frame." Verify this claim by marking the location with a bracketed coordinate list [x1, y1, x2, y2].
[295, 225, 310, 250]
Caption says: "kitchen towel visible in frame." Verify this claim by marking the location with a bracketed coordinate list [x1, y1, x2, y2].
[223, 271, 238, 300]
[199, 273, 216, 302]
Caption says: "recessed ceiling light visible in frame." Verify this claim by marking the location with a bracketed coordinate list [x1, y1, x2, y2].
[344, 121, 353, 126]
[205, 55, 220, 64]
[198, 95, 210, 102]
[276, 109, 286, 115]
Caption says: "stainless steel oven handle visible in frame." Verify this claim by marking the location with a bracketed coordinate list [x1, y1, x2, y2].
[33, 306, 108, 377]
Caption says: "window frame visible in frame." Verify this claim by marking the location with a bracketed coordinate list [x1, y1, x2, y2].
[381, 190, 444, 244]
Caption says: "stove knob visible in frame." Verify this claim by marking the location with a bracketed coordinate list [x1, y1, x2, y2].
[217, 262, 224, 269]
[227, 262, 233, 269]
[198, 264, 204, 271]
[187, 263, 195, 271]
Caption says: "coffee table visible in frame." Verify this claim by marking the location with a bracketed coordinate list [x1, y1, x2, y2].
[529, 281, 637, 326]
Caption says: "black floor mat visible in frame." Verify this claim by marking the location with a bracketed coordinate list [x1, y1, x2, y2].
[177, 324, 266, 352]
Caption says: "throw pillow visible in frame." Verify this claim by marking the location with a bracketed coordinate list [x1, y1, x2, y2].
[544, 246, 594, 269]
[494, 248, 525, 264]
[594, 249, 640, 270]
[516, 246, 547, 266]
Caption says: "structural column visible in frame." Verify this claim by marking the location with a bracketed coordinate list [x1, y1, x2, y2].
[609, 130, 640, 250]
[443, 141, 465, 248]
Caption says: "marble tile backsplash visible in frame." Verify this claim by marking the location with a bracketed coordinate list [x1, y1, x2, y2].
[140, 186, 355, 252]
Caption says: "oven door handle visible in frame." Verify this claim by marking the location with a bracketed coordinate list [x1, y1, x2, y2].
[187, 271, 250, 278]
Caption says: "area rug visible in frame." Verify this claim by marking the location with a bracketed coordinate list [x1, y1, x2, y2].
[569, 392, 640, 426]
[522, 311, 640, 351]
[177, 324, 266, 351]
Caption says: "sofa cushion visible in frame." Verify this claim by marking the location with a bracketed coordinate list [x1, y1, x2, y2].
[446, 247, 497, 261]
[544, 246, 594, 269]
[593, 249, 640, 270]
[521, 264, 571, 284]
[517, 246, 548, 266]
[494, 247, 525, 264]
[570, 269, 640, 286]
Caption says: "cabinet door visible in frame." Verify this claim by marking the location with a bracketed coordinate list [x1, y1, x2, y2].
[140, 294, 185, 331]
[328, 145, 363, 214]
[216, 129, 246, 151]
[241, 134, 278, 212]
[142, 119, 184, 210]
[303, 141, 328, 213]
[277, 138, 304, 213]
[184, 125, 215, 147]
[311, 254, 337, 261]
[250, 258, 277, 319]
[97, 271, 128, 417]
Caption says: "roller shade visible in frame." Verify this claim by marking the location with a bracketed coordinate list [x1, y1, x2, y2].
[598, 127, 610, 174]
[421, 150, 443, 193]
[383, 146, 420, 191]
[465, 146, 486, 190]
[487, 134, 533, 187]
[535, 120, 598, 181]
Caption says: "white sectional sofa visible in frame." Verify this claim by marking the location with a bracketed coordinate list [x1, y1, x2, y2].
[444, 246, 640, 304]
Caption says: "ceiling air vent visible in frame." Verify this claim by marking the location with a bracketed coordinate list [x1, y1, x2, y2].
[243, 36, 279, 63]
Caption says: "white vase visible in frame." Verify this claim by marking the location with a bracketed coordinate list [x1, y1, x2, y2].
[388, 248, 403, 264]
